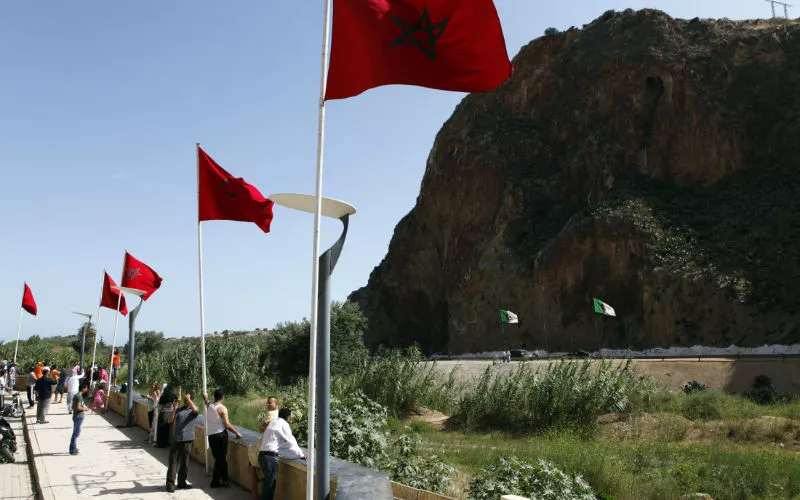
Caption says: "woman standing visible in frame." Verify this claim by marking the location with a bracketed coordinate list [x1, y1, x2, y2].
[65, 367, 84, 414]
[141, 383, 160, 443]
[155, 384, 176, 448]
[53, 366, 66, 404]
[26, 366, 37, 408]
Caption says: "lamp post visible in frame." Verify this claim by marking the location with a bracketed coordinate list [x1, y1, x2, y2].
[270, 193, 355, 500]
[72, 311, 93, 370]
[112, 285, 147, 427]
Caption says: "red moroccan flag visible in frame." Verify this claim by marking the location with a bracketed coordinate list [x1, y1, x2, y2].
[21, 283, 37, 316]
[121, 252, 162, 301]
[198, 147, 274, 233]
[101, 271, 128, 316]
[325, 0, 513, 100]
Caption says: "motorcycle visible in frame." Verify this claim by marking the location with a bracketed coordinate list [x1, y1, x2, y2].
[0, 417, 16, 463]
[1, 392, 24, 418]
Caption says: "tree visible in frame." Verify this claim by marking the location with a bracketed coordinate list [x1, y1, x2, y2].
[123, 331, 166, 357]
[71, 322, 97, 356]
[260, 301, 369, 384]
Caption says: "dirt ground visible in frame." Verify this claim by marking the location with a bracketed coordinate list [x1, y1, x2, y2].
[431, 358, 800, 393]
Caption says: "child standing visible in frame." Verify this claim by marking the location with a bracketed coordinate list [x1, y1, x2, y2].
[92, 385, 105, 413]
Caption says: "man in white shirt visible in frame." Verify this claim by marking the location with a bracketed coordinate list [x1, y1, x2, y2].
[258, 408, 305, 500]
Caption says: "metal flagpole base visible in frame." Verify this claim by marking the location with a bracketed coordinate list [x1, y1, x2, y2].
[125, 298, 144, 427]
[315, 214, 350, 500]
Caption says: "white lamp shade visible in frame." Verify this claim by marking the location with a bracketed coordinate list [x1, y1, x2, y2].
[269, 193, 356, 219]
[111, 285, 148, 297]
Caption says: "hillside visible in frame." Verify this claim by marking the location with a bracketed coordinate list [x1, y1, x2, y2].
[350, 9, 800, 353]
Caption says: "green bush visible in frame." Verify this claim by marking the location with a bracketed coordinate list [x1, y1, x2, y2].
[385, 431, 454, 494]
[467, 456, 596, 500]
[282, 387, 390, 469]
[261, 301, 369, 385]
[454, 359, 650, 433]
[135, 344, 204, 395]
[683, 380, 708, 394]
[680, 391, 725, 421]
[338, 345, 460, 416]
[205, 336, 260, 395]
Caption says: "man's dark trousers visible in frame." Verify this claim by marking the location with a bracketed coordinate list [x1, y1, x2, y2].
[166, 441, 191, 487]
[69, 416, 83, 454]
[208, 431, 229, 484]
[258, 452, 279, 500]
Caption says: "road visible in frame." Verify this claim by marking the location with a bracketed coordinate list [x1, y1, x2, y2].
[429, 358, 800, 392]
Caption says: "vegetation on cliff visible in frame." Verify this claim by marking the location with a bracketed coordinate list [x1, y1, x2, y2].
[351, 9, 800, 352]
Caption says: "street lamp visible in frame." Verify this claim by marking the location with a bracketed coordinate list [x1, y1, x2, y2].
[270, 193, 355, 500]
[112, 285, 147, 427]
[71, 311, 93, 369]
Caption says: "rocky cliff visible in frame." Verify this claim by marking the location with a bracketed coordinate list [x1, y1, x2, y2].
[350, 9, 800, 354]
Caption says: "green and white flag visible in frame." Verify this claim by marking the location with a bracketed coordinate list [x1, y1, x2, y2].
[593, 298, 616, 317]
[499, 309, 519, 324]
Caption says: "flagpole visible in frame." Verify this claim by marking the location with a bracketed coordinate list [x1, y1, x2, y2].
[307, 0, 333, 497]
[196, 143, 211, 474]
[13, 307, 23, 365]
[90, 274, 105, 388]
[104, 287, 123, 411]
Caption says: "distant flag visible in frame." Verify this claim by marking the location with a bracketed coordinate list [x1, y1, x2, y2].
[21, 283, 37, 316]
[499, 309, 518, 324]
[593, 298, 616, 317]
[325, 0, 513, 100]
[121, 252, 162, 300]
[197, 146, 274, 233]
[101, 271, 128, 315]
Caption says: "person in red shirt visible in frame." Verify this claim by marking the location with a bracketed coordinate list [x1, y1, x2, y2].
[111, 349, 120, 388]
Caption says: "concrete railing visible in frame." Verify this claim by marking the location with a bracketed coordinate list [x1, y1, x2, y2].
[104, 391, 451, 500]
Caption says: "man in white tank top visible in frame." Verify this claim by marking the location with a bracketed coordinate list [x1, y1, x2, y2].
[202, 389, 243, 488]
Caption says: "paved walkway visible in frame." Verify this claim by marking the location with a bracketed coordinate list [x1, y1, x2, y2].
[0, 411, 35, 499]
[25, 401, 247, 500]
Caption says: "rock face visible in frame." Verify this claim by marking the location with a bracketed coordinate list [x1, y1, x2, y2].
[350, 10, 800, 354]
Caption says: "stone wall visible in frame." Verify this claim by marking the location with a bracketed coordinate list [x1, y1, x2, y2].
[104, 391, 448, 500]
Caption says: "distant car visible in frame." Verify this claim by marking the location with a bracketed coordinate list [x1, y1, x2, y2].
[569, 350, 590, 357]
[509, 349, 538, 360]
[430, 352, 451, 360]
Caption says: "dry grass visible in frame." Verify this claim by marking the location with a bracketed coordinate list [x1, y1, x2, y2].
[596, 412, 800, 448]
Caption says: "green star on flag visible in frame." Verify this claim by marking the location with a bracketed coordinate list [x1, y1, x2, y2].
[593, 298, 616, 317]
[499, 309, 518, 324]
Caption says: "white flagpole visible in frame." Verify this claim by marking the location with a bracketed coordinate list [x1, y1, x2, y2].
[197, 143, 211, 474]
[104, 286, 124, 411]
[89, 273, 105, 387]
[307, 0, 333, 497]
[13, 307, 23, 365]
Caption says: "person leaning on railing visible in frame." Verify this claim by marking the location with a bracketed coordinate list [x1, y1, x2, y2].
[202, 389, 243, 488]
[258, 407, 306, 500]
[247, 396, 280, 500]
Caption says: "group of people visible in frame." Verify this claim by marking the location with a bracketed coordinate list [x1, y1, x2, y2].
[7, 354, 306, 498]
[21, 361, 112, 425]
[140, 382, 303, 499]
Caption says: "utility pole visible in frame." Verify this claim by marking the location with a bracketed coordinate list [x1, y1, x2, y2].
[766, 0, 792, 19]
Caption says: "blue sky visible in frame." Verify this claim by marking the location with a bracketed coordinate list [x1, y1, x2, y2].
[0, 0, 771, 342]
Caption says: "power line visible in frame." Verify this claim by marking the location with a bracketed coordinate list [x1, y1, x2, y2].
[766, 0, 793, 19]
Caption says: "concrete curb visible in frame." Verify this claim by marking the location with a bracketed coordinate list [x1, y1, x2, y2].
[22, 410, 53, 500]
